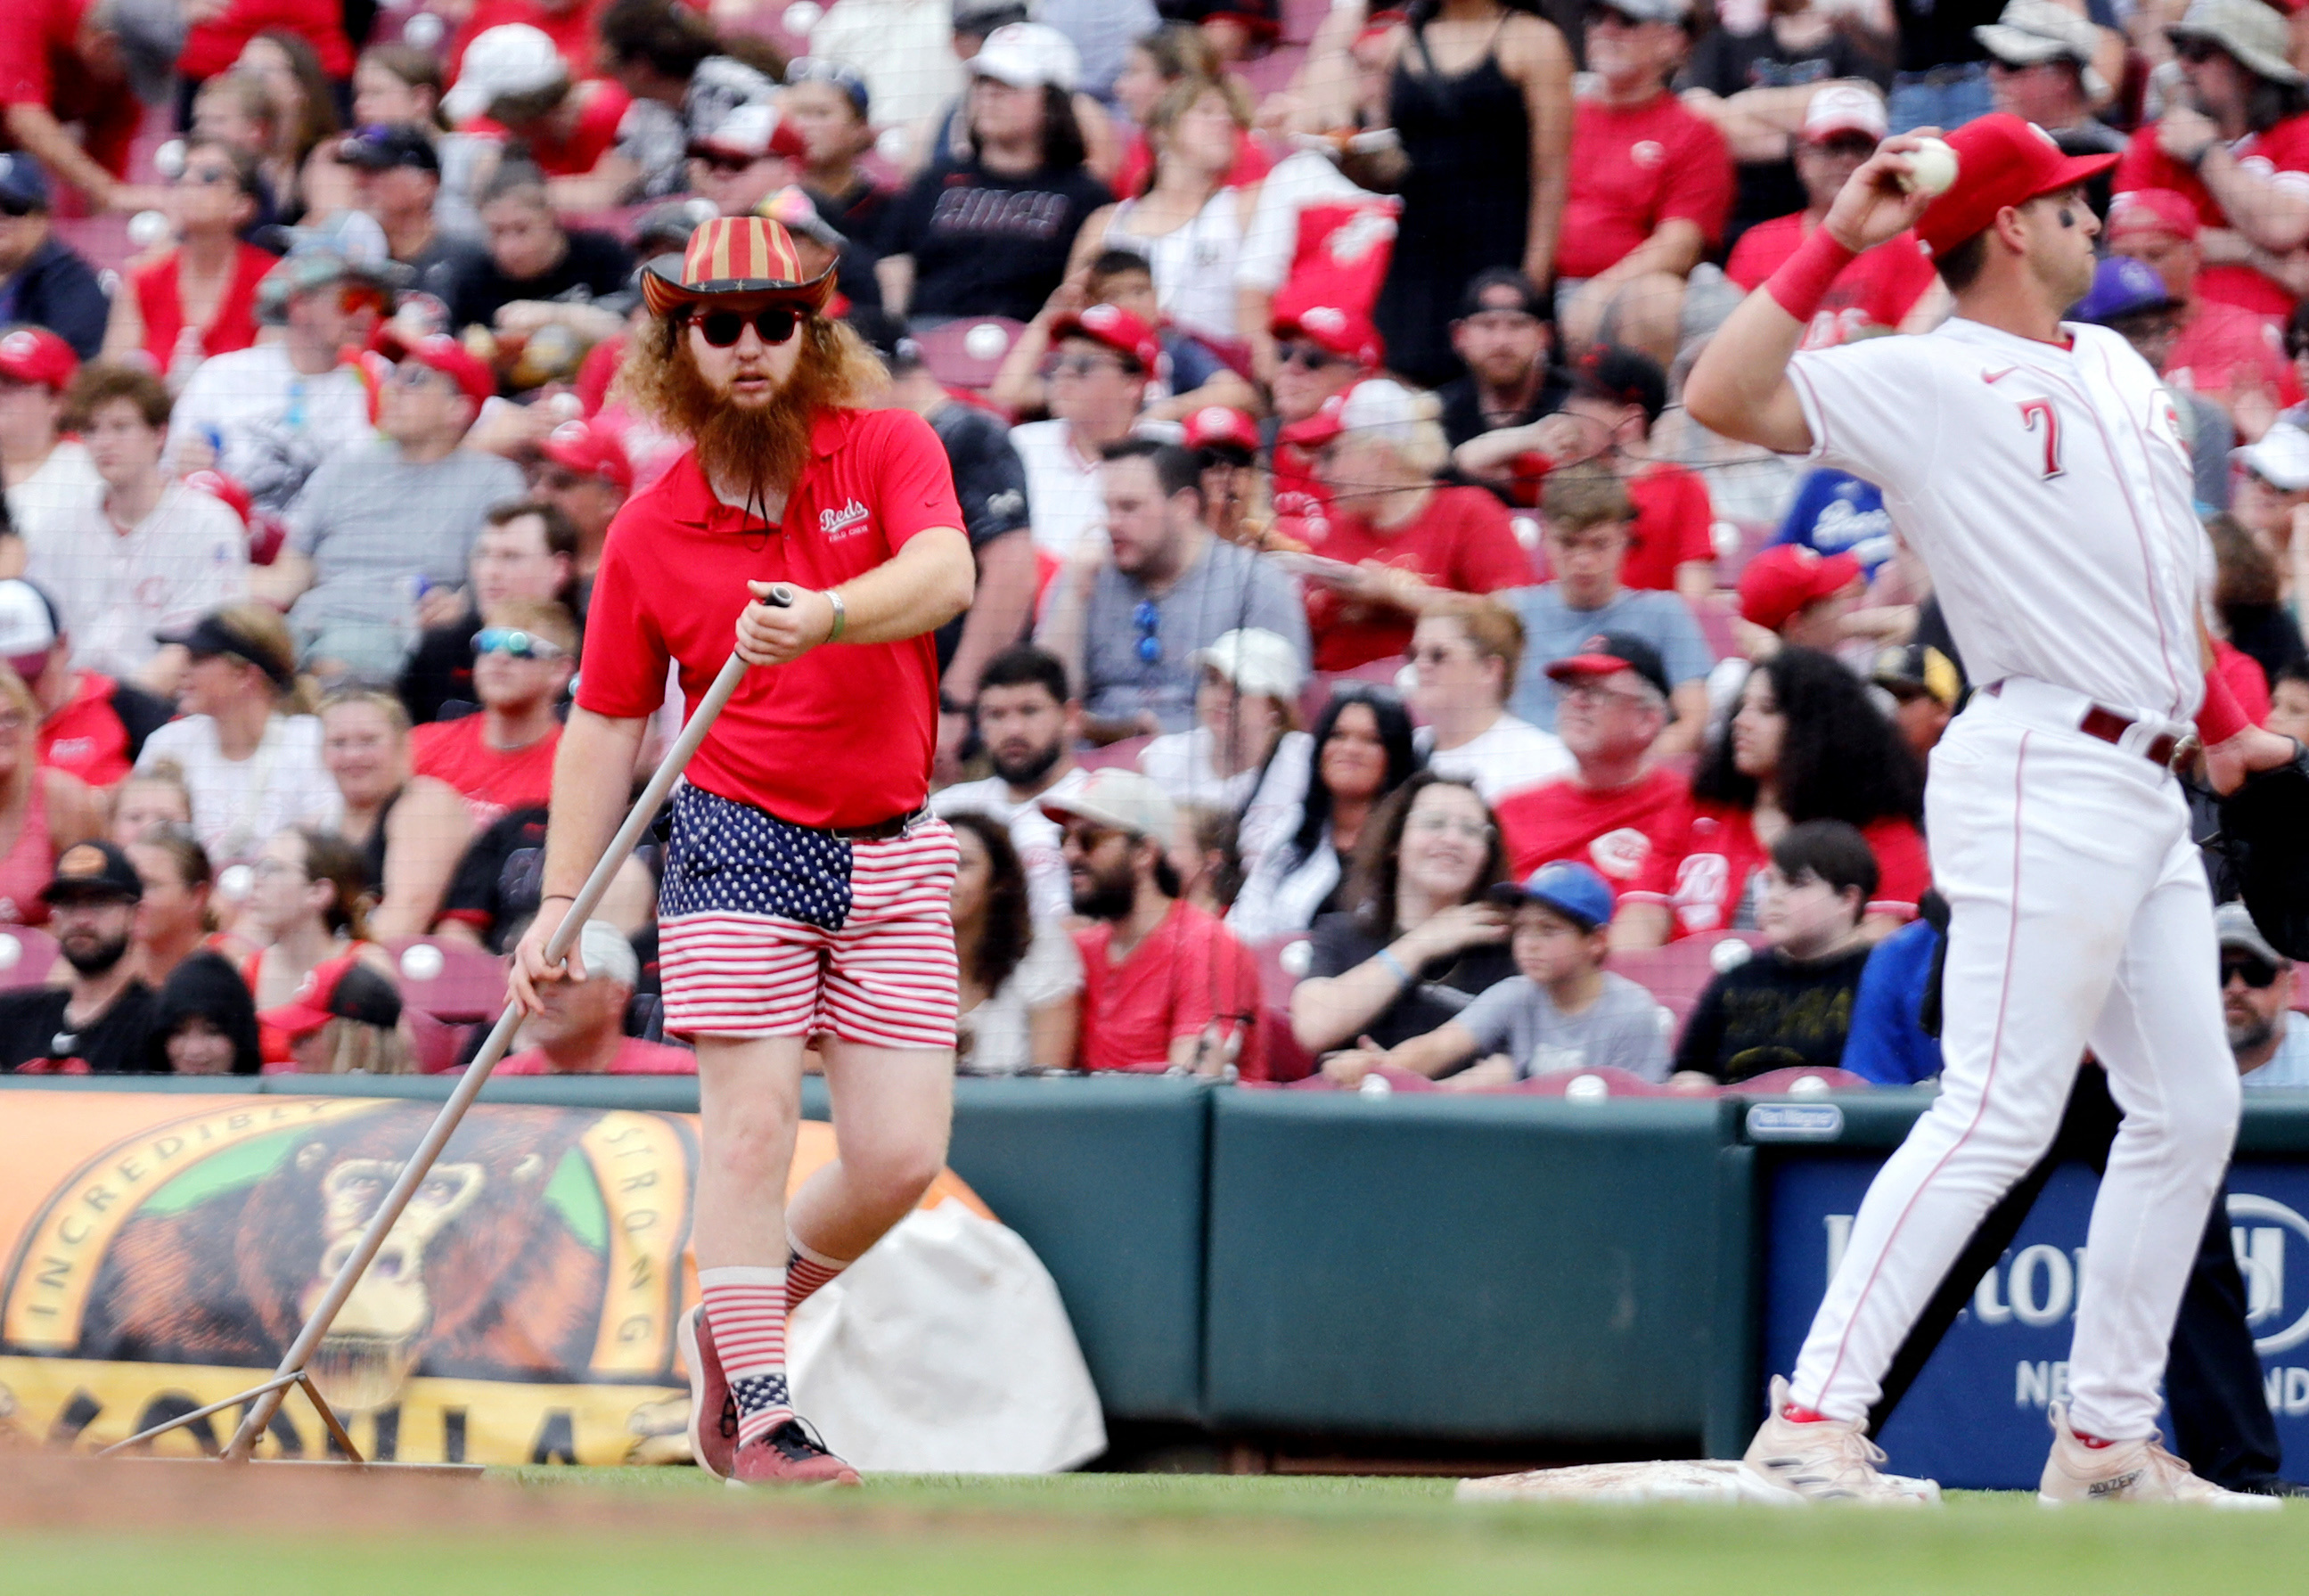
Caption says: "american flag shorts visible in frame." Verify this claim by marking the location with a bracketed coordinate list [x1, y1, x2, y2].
[658, 783, 960, 1050]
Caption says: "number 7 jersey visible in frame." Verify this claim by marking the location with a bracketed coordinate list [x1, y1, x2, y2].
[1785, 317, 2206, 724]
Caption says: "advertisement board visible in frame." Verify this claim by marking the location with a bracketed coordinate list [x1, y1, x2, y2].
[1765, 1155, 2309, 1488]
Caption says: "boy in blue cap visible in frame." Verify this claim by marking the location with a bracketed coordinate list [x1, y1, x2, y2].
[1344, 860, 1671, 1087]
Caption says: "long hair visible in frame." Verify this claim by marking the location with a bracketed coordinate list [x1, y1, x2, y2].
[313, 1017, 413, 1075]
[616, 312, 887, 504]
[254, 29, 340, 160]
[293, 827, 375, 942]
[1692, 647, 1925, 826]
[1347, 772, 1507, 942]
[946, 810, 1033, 997]
[1290, 685, 1419, 867]
[132, 824, 219, 933]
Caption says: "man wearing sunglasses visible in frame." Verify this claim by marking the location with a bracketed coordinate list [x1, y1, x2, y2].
[2224, 903, 2309, 1089]
[409, 597, 575, 824]
[1264, 302, 1378, 549]
[2114, 0, 2309, 323]
[512, 216, 975, 1488]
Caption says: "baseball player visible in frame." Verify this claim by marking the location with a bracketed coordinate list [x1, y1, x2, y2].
[1685, 113, 2297, 1505]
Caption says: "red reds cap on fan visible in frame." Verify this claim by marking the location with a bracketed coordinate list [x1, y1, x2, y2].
[258, 953, 403, 1039]
[1278, 389, 1350, 449]
[1052, 303, 1161, 371]
[1914, 112, 2122, 260]
[642, 215, 836, 316]
[538, 418, 634, 490]
[374, 327, 496, 407]
[2105, 186, 2202, 243]
[0, 327, 76, 392]
[1544, 631, 1672, 700]
[1738, 544, 1865, 631]
[1183, 405, 1259, 455]
[1270, 303, 1384, 370]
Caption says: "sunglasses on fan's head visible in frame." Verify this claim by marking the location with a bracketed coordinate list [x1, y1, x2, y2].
[473, 626, 567, 661]
[684, 306, 803, 348]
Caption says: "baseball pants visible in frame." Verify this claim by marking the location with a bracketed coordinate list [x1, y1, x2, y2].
[1789, 688, 2242, 1442]
[1869, 1066, 2282, 1487]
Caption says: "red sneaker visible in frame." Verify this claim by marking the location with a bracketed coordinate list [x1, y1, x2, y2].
[727, 1419, 862, 1487]
[677, 1305, 737, 1480]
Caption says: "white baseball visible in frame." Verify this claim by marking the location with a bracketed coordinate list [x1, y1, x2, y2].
[0, 934, 20, 972]
[1898, 137, 1959, 198]
[399, 942, 446, 982]
[127, 210, 170, 250]
[1789, 1074, 1830, 1097]
[963, 322, 1010, 362]
[1565, 1073, 1609, 1103]
[1358, 1073, 1393, 1099]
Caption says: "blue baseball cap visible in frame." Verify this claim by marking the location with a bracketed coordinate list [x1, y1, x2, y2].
[1490, 861, 1616, 930]
[2074, 255, 2177, 325]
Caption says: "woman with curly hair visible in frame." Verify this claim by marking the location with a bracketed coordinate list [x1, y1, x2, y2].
[1616, 646, 1928, 949]
[947, 810, 1081, 1075]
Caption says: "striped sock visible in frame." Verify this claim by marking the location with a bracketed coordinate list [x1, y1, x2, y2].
[700, 1265, 791, 1446]
[786, 1234, 850, 1314]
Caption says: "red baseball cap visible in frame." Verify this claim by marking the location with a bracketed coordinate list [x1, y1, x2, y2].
[1270, 302, 1384, 370]
[538, 417, 634, 490]
[1914, 113, 2122, 259]
[0, 326, 76, 392]
[258, 954, 403, 1039]
[1052, 303, 1161, 371]
[2105, 186, 2202, 243]
[1183, 405, 1258, 455]
[375, 327, 496, 407]
[1738, 545, 1864, 631]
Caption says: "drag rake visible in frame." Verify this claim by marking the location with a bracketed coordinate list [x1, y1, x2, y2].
[102, 593, 787, 1466]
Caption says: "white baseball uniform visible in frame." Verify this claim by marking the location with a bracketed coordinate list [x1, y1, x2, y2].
[1777, 316, 2239, 1443]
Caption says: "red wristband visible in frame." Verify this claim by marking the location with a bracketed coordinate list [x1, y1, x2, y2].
[1764, 226, 1860, 323]
[2198, 667, 2251, 747]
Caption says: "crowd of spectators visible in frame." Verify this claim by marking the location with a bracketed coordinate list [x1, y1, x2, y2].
[3, 0, 2309, 1093]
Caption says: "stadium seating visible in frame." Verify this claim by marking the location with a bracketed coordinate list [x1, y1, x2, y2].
[387, 937, 511, 1024]
[1602, 932, 1769, 1027]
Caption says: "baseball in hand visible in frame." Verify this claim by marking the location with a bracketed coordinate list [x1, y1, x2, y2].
[1897, 137, 1960, 198]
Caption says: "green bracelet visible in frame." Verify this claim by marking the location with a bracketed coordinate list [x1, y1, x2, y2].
[825, 588, 847, 642]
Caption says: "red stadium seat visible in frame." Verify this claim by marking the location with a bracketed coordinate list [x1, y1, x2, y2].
[0, 926, 58, 990]
[1728, 1066, 1875, 1095]
[1692, 594, 1739, 663]
[1077, 734, 1153, 773]
[1609, 931, 1770, 1027]
[386, 937, 510, 1023]
[1715, 521, 1781, 585]
[406, 1011, 477, 1075]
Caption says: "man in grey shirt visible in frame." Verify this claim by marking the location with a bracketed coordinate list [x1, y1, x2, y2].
[257, 331, 525, 683]
[1037, 438, 1309, 740]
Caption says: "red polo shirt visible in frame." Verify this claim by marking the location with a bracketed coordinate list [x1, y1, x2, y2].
[577, 408, 963, 830]
[1074, 900, 1265, 1078]
[1301, 483, 1534, 671]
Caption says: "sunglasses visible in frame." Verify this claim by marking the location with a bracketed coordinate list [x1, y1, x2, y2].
[1133, 599, 1161, 666]
[1060, 821, 1118, 851]
[175, 166, 239, 189]
[2175, 38, 2224, 62]
[1049, 354, 1125, 380]
[1275, 341, 1341, 371]
[473, 627, 567, 661]
[686, 307, 802, 348]
[2224, 955, 2281, 990]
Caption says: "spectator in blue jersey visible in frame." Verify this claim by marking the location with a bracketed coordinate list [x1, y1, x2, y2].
[1772, 468, 1896, 581]
[1840, 889, 1947, 1086]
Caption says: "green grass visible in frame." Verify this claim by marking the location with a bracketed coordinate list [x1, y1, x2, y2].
[4, 1472, 2303, 1594]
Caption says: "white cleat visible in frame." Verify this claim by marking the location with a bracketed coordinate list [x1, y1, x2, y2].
[1737, 1377, 1941, 1505]
[2036, 1404, 2280, 1509]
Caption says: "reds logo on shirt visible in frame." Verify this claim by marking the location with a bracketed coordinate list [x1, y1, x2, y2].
[1674, 853, 1730, 932]
[1590, 827, 1653, 880]
[819, 499, 871, 540]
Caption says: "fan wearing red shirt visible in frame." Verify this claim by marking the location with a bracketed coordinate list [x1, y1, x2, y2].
[2111, 1, 2309, 323]
[2103, 187, 2299, 414]
[1042, 768, 1264, 1077]
[493, 917, 696, 1074]
[1495, 635, 1690, 895]
[1722, 86, 1937, 351]
[0, 0, 145, 210]
[1265, 303, 1378, 552]
[410, 598, 573, 826]
[1617, 647, 1928, 946]
[1454, 343, 1715, 603]
[508, 218, 977, 1489]
[1554, 0, 1733, 371]
[1283, 377, 1533, 671]
[178, 0, 353, 81]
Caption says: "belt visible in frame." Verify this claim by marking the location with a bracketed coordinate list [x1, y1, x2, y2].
[827, 806, 929, 842]
[1985, 680, 2185, 768]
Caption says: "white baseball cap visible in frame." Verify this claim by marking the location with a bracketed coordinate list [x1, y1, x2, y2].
[1039, 768, 1176, 840]
[969, 22, 1080, 92]
[577, 919, 640, 986]
[1192, 627, 1305, 704]
[1975, 0, 2111, 100]
[443, 25, 568, 123]
[1336, 378, 1443, 452]
[0, 578, 59, 673]
[2237, 422, 2309, 492]
[1802, 84, 1887, 144]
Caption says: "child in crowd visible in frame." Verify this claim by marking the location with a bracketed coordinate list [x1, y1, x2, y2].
[1671, 820, 1879, 1086]
[1351, 861, 1671, 1088]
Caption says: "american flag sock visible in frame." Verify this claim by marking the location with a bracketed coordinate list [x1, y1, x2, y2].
[786, 1233, 850, 1314]
[700, 1265, 791, 1447]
